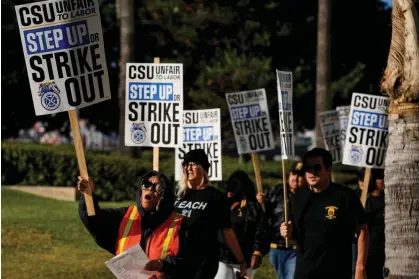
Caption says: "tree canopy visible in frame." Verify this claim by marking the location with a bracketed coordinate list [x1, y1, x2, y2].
[1, 0, 391, 140]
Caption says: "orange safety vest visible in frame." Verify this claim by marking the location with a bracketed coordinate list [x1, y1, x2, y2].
[116, 206, 183, 263]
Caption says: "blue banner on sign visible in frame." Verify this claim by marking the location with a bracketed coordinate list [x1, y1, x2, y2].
[128, 82, 174, 101]
[24, 20, 90, 55]
[184, 126, 214, 142]
[231, 104, 261, 120]
[351, 110, 388, 130]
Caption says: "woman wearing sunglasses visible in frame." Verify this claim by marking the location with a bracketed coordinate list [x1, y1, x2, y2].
[174, 149, 248, 279]
[78, 170, 190, 279]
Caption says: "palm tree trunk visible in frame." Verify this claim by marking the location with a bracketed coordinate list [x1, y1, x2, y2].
[315, 0, 331, 148]
[381, 1, 419, 278]
[117, 0, 134, 156]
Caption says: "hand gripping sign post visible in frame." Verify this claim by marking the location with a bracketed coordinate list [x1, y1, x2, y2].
[175, 109, 222, 181]
[276, 70, 295, 248]
[124, 61, 183, 171]
[226, 89, 275, 210]
[342, 93, 389, 207]
[15, 0, 112, 216]
[319, 110, 342, 181]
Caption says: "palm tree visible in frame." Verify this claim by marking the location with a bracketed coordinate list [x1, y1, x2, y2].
[380, 1, 419, 277]
[315, 0, 331, 148]
[117, 0, 134, 156]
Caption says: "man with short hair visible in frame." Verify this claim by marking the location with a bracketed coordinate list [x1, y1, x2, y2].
[256, 161, 306, 279]
[281, 148, 368, 279]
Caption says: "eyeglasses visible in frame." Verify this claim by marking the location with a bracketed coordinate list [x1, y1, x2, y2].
[304, 164, 322, 173]
[182, 162, 199, 169]
[141, 180, 161, 193]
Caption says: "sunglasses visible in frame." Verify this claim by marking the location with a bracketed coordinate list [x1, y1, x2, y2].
[182, 162, 199, 169]
[141, 180, 161, 193]
[304, 164, 322, 173]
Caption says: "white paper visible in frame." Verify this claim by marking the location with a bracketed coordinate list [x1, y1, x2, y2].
[105, 244, 155, 279]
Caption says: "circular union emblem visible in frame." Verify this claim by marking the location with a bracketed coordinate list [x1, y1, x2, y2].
[41, 92, 61, 111]
[131, 130, 146, 144]
[349, 149, 362, 163]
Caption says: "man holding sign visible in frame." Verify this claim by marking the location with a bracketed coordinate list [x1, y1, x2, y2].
[256, 162, 305, 279]
[281, 148, 368, 279]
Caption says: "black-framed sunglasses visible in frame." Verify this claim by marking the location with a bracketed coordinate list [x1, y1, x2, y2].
[182, 162, 199, 169]
[141, 180, 161, 193]
[304, 164, 322, 173]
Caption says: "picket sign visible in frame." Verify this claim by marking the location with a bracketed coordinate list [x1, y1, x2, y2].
[174, 109, 222, 181]
[342, 93, 390, 207]
[14, 0, 115, 216]
[276, 70, 295, 248]
[153, 57, 160, 171]
[225, 89, 275, 213]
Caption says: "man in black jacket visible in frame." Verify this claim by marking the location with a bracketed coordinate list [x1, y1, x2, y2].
[216, 170, 268, 279]
[256, 161, 305, 279]
[281, 148, 369, 279]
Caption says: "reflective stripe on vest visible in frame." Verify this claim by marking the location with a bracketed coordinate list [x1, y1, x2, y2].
[160, 213, 181, 260]
[118, 206, 138, 255]
[118, 208, 181, 259]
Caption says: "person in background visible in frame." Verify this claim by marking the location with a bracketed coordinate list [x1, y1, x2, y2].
[352, 168, 377, 278]
[215, 170, 268, 279]
[256, 161, 306, 279]
[365, 169, 385, 279]
[351, 168, 365, 278]
[78, 171, 188, 279]
[281, 148, 369, 279]
[355, 168, 365, 198]
[174, 149, 247, 279]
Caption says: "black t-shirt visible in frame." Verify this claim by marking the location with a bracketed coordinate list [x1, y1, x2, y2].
[294, 184, 366, 279]
[174, 186, 232, 258]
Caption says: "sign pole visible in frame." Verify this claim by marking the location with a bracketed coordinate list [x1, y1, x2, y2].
[251, 152, 265, 211]
[68, 110, 95, 216]
[360, 167, 371, 208]
[282, 159, 289, 248]
[152, 57, 160, 171]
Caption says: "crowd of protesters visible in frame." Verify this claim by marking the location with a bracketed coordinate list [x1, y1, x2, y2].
[78, 148, 386, 279]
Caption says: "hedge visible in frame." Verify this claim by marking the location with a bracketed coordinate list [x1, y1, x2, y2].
[1, 142, 150, 201]
[1, 142, 359, 201]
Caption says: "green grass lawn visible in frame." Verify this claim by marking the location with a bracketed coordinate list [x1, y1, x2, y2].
[1, 188, 276, 279]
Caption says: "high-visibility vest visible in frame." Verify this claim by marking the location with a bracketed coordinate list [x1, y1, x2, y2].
[116, 206, 183, 263]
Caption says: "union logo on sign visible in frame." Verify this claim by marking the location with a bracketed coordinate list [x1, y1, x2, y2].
[349, 145, 363, 164]
[39, 82, 61, 111]
[131, 123, 147, 144]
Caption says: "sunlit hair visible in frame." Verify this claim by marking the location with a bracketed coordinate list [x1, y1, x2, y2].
[176, 164, 209, 199]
